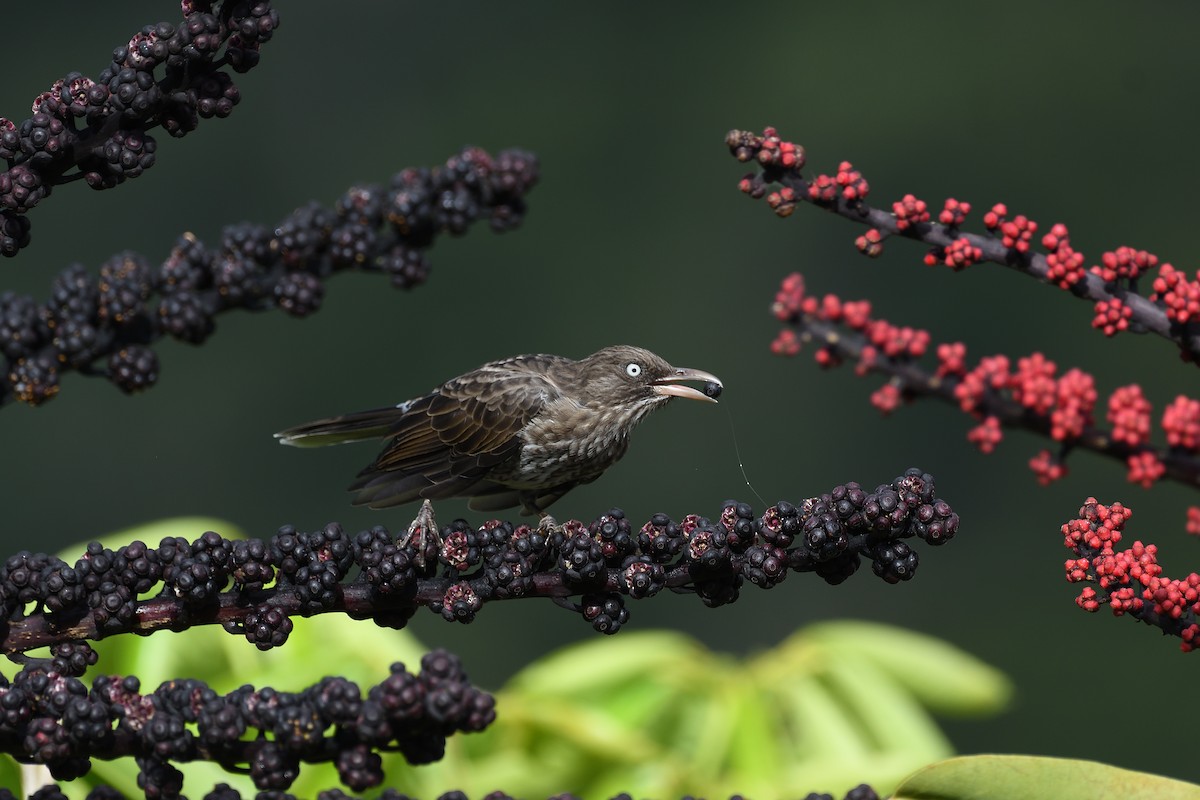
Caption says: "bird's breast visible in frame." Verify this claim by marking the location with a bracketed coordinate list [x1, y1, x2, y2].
[490, 397, 659, 488]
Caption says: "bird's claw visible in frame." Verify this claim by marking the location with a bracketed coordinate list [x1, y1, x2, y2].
[537, 513, 560, 537]
[400, 499, 441, 572]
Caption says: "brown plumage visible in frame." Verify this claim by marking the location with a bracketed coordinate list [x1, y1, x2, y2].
[276, 345, 723, 514]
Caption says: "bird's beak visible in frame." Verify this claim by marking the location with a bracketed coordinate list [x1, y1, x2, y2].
[651, 367, 723, 403]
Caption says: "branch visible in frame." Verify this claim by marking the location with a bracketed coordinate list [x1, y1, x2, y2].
[726, 127, 1200, 361]
[0, 647, 493, 794]
[0, 145, 539, 408]
[0, 470, 958, 655]
[767, 271, 1200, 492]
[0, 1, 281, 257]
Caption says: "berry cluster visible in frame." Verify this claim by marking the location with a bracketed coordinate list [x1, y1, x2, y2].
[3, 472, 958, 656]
[770, 271, 1200, 505]
[1062, 498, 1200, 651]
[0, 146, 539, 408]
[0, 649, 492, 794]
[728, 127, 1200, 362]
[0, 1, 280, 258]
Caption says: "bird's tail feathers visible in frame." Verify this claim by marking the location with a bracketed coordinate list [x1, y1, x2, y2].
[275, 401, 417, 447]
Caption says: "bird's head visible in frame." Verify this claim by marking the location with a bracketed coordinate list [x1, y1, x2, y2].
[575, 345, 723, 410]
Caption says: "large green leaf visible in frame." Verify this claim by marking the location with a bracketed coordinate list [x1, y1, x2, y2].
[461, 621, 1012, 799]
[895, 755, 1200, 800]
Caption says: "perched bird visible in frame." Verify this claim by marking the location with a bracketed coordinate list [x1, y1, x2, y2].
[276, 345, 723, 514]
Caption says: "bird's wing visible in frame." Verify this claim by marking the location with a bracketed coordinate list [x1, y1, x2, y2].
[349, 355, 567, 506]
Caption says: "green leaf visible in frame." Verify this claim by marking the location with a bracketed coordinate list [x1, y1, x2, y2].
[0, 757, 22, 796]
[801, 620, 1013, 715]
[506, 630, 704, 696]
[480, 620, 1007, 799]
[814, 651, 951, 759]
[895, 755, 1200, 800]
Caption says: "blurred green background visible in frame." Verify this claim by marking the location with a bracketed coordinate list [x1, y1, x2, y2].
[2, 0, 1198, 788]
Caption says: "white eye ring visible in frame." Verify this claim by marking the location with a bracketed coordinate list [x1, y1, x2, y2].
[625, 362, 642, 378]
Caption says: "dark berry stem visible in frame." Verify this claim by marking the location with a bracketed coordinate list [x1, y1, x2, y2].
[0, 146, 539, 408]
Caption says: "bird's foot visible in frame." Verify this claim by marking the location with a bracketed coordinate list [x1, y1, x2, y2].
[537, 512, 560, 538]
[400, 499, 441, 573]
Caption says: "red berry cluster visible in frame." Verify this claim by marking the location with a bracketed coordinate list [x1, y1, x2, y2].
[865, 318, 930, 360]
[1029, 450, 1068, 486]
[771, 271, 806, 320]
[807, 160, 869, 204]
[769, 271, 1200, 501]
[1009, 353, 1058, 416]
[935, 341, 967, 377]
[983, 203, 1038, 253]
[1051, 368, 1097, 440]
[766, 185, 799, 217]
[772, 276, 929, 411]
[1126, 451, 1165, 489]
[835, 161, 869, 201]
[952, 355, 1010, 414]
[1151, 263, 1200, 323]
[925, 236, 983, 270]
[892, 194, 929, 231]
[1163, 395, 1200, 449]
[736, 125, 805, 169]
[870, 382, 902, 414]
[967, 416, 1002, 454]
[1092, 246, 1157, 283]
[938, 198, 971, 227]
[1188, 507, 1200, 536]
[854, 227, 884, 257]
[1107, 384, 1151, 446]
[1062, 498, 1200, 651]
[1041, 223, 1086, 289]
[733, 128, 1200, 654]
[807, 172, 838, 204]
[770, 328, 800, 356]
[1092, 297, 1132, 336]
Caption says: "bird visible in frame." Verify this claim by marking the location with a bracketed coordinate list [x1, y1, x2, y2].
[275, 345, 723, 515]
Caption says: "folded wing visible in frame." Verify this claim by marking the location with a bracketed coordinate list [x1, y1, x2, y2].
[348, 357, 564, 509]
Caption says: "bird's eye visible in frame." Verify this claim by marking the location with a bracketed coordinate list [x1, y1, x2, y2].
[625, 362, 642, 378]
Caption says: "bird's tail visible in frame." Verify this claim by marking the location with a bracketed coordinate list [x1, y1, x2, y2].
[275, 399, 418, 447]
